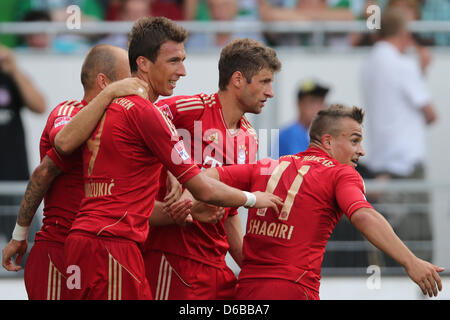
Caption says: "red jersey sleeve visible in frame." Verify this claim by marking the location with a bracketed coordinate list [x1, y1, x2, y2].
[335, 166, 373, 219]
[45, 100, 84, 172]
[216, 163, 256, 191]
[131, 99, 201, 184]
[46, 147, 74, 173]
[47, 101, 83, 145]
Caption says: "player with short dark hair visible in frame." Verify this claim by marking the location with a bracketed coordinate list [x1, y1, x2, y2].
[203, 104, 444, 299]
[1, 44, 148, 300]
[61, 17, 282, 300]
[143, 38, 282, 300]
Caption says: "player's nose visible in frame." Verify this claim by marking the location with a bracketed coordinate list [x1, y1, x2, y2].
[177, 63, 186, 77]
[265, 83, 274, 98]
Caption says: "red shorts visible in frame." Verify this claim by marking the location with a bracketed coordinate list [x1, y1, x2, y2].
[236, 278, 320, 300]
[24, 240, 67, 300]
[64, 231, 152, 300]
[144, 250, 237, 300]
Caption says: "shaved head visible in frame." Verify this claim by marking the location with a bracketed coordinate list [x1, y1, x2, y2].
[80, 44, 130, 91]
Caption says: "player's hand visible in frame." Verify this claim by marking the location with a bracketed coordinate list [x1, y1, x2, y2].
[1, 239, 28, 272]
[405, 257, 444, 297]
[105, 77, 149, 100]
[164, 198, 194, 226]
[191, 202, 225, 224]
[252, 191, 283, 214]
[164, 172, 183, 207]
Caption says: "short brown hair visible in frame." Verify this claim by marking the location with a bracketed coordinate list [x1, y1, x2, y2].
[309, 104, 364, 144]
[218, 38, 281, 91]
[128, 16, 187, 73]
[81, 44, 121, 90]
[378, 8, 408, 39]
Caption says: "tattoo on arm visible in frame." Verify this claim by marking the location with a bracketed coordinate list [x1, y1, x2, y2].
[16, 157, 62, 226]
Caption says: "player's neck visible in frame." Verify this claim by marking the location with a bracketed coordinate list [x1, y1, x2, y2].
[132, 71, 158, 102]
[309, 142, 330, 156]
[83, 89, 100, 104]
[217, 90, 244, 130]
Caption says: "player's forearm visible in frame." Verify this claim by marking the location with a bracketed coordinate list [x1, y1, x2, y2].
[17, 156, 62, 227]
[54, 89, 113, 155]
[351, 207, 416, 269]
[185, 173, 247, 208]
[149, 201, 175, 226]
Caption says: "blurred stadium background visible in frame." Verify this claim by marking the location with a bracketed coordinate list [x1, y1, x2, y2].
[1, 0, 450, 300]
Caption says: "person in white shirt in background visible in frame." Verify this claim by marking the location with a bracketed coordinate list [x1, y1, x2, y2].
[360, 7, 438, 270]
[361, 7, 437, 180]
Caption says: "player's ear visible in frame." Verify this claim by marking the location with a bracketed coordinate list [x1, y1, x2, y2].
[96, 73, 109, 90]
[136, 56, 150, 73]
[321, 134, 333, 151]
[230, 71, 245, 89]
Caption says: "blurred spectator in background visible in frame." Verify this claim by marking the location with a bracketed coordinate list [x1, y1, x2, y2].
[186, 0, 265, 49]
[360, 7, 437, 180]
[386, 0, 434, 74]
[353, 1, 433, 74]
[15, 0, 105, 53]
[98, 0, 152, 48]
[360, 8, 437, 266]
[106, 0, 151, 21]
[276, 79, 329, 157]
[258, 0, 355, 47]
[16, 0, 105, 22]
[0, 44, 46, 181]
[350, 0, 382, 47]
[19, 10, 52, 50]
[107, 0, 195, 21]
[152, 0, 186, 20]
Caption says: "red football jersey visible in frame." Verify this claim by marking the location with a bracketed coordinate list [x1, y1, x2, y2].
[35, 100, 86, 244]
[217, 147, 372, 293]
[144, 93, 258, 267]
[70, 95, 200, 245]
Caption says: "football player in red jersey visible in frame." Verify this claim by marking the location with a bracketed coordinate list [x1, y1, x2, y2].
[1, 44, 149, 299]
[143, 38, 282, 300]
[59, 17, 282, 300]
[202, 104, 444, 299]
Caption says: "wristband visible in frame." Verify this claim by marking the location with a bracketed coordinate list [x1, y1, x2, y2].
[243, 191, 256, 208]
[12, 223, 30, 241]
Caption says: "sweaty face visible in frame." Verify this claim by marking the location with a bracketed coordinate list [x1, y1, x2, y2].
[239, 68, 275, 114]
[329, 118, 365, 168]
[147, 40, 186, 101]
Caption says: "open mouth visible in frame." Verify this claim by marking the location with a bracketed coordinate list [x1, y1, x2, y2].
[351, 159, 359, 167]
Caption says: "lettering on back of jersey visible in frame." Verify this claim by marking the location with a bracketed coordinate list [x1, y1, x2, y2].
[113, 98, 135, 110]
